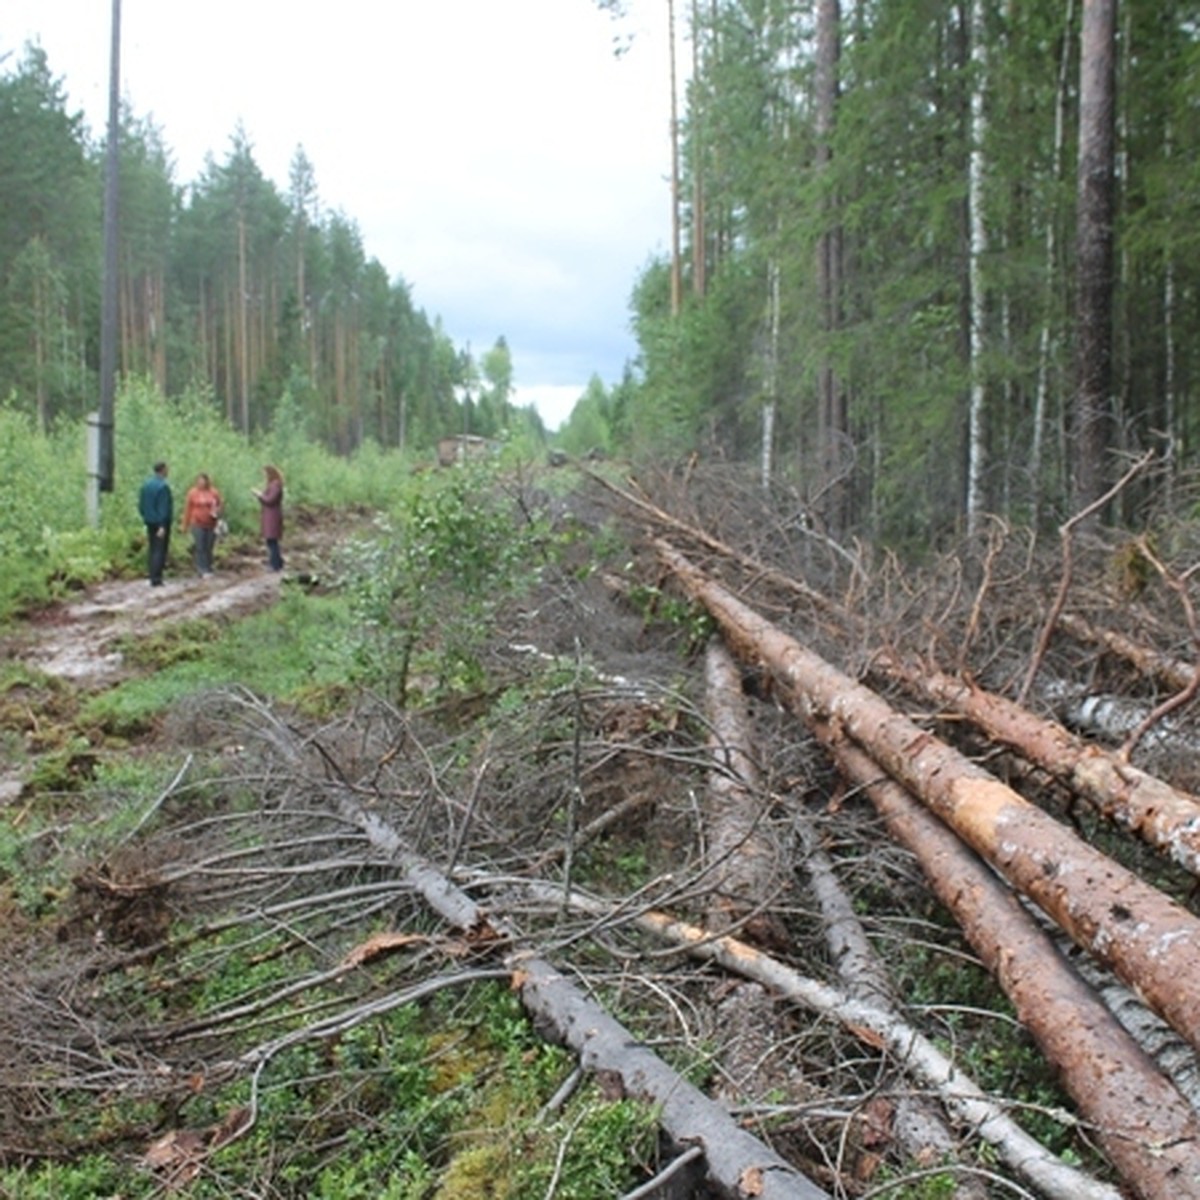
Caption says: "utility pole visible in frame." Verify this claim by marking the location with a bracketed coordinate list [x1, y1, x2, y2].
[90, 0, 120, 523]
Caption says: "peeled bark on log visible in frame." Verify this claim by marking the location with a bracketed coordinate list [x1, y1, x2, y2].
[813, 723, 1200, 1200]
[1030, 914, 1200, 1111]
[873, 652, 1200, 876]
[655, 539, 1200, 1057]
[342, 796, 829, 1200]
[1057, 610, 1195, 693]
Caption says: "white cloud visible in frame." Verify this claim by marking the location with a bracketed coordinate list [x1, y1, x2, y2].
[513, 383, 587, 432]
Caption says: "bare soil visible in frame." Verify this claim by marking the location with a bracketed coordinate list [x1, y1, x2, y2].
[3, 507, 340, 691]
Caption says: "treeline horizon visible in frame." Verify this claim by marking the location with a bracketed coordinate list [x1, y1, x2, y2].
[8, 3, 1200, 553]
[0, 41, 552, 458]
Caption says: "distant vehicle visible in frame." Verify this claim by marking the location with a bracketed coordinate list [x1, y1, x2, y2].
[436, 434, 493, 468]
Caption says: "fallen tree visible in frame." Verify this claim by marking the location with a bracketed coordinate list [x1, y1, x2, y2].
[502, 876, 1125, 1200]
[342, 792, 831, 1200]
[871, 651, 1200, 877]
[655, 539, 1200, 1058]
[808, 719, 1200, 1200]
[704, 641, 986, 1195]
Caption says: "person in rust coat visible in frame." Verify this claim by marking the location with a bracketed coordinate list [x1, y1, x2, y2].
[252, 465, 285, 571]
[180, 472, 223, 577]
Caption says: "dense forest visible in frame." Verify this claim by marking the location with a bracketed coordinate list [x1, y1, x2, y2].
[4, 0, 1200, 546]
[582, 0, 1200, 545]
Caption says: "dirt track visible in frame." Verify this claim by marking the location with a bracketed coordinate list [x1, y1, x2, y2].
[12, 569, 285, 687]
[4, 511, 342, 691]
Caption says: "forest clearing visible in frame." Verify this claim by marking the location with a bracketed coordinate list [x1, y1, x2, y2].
[3, 456, 1200, 1199]
[6, 2, 1200, 1194]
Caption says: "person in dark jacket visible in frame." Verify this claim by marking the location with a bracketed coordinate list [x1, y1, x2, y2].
[137, 460, 173, 586]
[252, 464, 285, 571]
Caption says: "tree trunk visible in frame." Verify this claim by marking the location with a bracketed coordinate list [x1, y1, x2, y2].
[762, 258, 780, 488]
[873, 652, 1200, 877]
[813, 723, 1200, 1200]
[342, 796, 829, 1200]
[815, 0, 846, 535]
[668, 0, 683, 317]
[690, 0, 706, 299]
[654, 538, 1200, 1056]
[1072, 0, 1118, 514]
[965, 0, 988, 537]
[702, 640, 785, 932]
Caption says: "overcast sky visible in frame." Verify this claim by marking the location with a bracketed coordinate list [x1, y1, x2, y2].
[4, 1, 673, 429]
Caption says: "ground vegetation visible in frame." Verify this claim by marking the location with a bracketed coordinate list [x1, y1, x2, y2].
[3, 444, 1200, 1198]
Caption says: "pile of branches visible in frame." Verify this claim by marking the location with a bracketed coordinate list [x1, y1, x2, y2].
[4, 456, 1200, 1198]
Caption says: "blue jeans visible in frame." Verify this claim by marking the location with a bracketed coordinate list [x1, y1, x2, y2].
[192, 526, 216, 574]
[266, 538, 284, 571]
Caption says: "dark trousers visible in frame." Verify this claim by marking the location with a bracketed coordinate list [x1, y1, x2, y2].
[147, 524, 170, 584]
[266, 538, 283, 571]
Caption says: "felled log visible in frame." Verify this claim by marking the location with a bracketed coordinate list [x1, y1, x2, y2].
[872, 651, 1200, 876]
[794, 825, 988, 1199]
[655, 539, 1200, 1057]
[702, 640, 805, 1115]
[702, 640, 788, 934]
[506, 875, 1121, 1200]
[812, 723, 1200, 1200]
[624, 908, 1122, 1200]
[1057, 610, 1195, 693]
[342, 795, 829, 1200]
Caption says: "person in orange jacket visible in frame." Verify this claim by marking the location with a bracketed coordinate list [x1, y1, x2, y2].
[180, 472, 224, 577]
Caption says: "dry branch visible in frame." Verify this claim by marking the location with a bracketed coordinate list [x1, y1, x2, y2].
[873, 651, 1200, 877]
[583, 465, 848, 619]
[1056, 610, 1196, 693]
[1018, 449, 1156, 705]
[341, 792, 830, 1200]
[516, 880, 1122, 1200]
[655, 539, 1200, 1058]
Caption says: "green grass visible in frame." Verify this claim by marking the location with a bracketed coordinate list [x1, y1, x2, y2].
[82, 590, 356, 737]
